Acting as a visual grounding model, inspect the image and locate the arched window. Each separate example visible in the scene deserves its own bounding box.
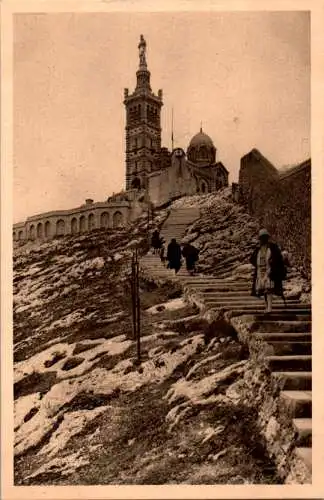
[199,146,208,159]
[113,211,123,228]
[100,212,109,228]
[56,219,65,236]
[37,222,43,239]
[18,231,23,241]
[131,177,141,189]
[29,225,35,240]
[201,180,209,193]
[88,213,95,231]
[79,215,86,233]
[71,217,78,234]
[13,231,16,241]
[44,221,51,238]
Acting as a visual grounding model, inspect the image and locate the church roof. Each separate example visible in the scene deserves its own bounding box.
[188,128,215,149]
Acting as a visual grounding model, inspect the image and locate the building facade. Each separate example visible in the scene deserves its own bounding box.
[13,35,229,243]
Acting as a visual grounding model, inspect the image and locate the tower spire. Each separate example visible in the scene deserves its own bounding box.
[135,34,151,91]
[171,107,174,150]
[124,35,163,191]
[138,34,147,69]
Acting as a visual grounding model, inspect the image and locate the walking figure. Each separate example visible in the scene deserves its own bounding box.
[159,240,166,263]
[181,242,199,275]
[167,238,182,274]
[250,229,287,313]
[151,229,162,255]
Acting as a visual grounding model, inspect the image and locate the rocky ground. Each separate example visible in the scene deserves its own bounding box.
[13,189,310,485]
[174,188,310,302]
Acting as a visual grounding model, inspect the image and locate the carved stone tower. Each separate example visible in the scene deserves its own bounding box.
[124,35,163,190]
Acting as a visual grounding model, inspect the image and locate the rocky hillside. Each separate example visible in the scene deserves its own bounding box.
[13,189,310,485]
[173,188,310,301]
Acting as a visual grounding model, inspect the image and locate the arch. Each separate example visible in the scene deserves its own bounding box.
[13,231,16,241]
[56,219,65,236]
[44,221,51,238]
[29,225,35,240]
[88,213,95,231]
[71,217,78,234]
[131,177,141,189]
[199,146,208,159]
[100,212,110,229]
[18,231,23,241]
[79,215,86,233]
[37,222,43,239]
[200,180,209,194]
[113,211,123,228]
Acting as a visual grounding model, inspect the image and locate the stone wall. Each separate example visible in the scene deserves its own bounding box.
[13,190,149,243]
[14,201,130,242]
[147,151,197,207]
[238,149,311,276]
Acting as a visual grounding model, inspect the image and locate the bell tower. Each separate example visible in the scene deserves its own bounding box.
[124,35,163,190]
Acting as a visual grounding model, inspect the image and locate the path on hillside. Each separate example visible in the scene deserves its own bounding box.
[141,203,312,483]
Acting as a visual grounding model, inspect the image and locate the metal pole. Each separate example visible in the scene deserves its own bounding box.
[135,248,141,364]
[131,254,137,341]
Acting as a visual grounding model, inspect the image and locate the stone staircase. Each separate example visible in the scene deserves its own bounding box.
[141,207,312,481]
[160,206,201,245]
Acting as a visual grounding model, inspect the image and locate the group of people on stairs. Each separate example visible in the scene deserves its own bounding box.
[151,229,200,276]
[151,227,290,313]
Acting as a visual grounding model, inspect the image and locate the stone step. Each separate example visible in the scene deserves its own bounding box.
[198,291,298,300]
[183,282,251,289]
[266,355,311,372]
[249,320,311,333]
[166,217,199,220]
[229,311,311,321]
[166,209,200,214]
[201,297,302,306]
[164,226,197,229]
[295,447,312,471]
[205,305,310,317]
[256,332,311,342]
[162,229,188,233]
[265,341,311,356]
[215,271,252,279]
[186,289,258,295]
[204,302,309,311]
[293,418,312,447]
[280,390,312,418]
[271,371,312,391]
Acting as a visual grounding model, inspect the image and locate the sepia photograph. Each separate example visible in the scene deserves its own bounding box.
[2,2,319,492]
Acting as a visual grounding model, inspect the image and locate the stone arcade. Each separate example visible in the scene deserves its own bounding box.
[13,35,229,242]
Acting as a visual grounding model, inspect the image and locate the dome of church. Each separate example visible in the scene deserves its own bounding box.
[187,128,216,165]
[188,130,214,149]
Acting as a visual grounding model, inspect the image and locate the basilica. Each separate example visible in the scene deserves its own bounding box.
[124,34,228,206]
[13,35,228,242]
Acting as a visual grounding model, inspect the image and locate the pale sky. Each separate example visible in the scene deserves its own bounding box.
[13,11,310,223]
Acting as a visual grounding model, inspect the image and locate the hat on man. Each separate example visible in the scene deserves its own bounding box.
[259,228,269,238]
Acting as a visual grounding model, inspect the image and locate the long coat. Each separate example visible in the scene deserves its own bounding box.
[250,242,286,296]
[182,243,199,270]
[167,241,182,271]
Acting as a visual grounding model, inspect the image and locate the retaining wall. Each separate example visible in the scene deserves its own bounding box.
[238,150,311,276]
